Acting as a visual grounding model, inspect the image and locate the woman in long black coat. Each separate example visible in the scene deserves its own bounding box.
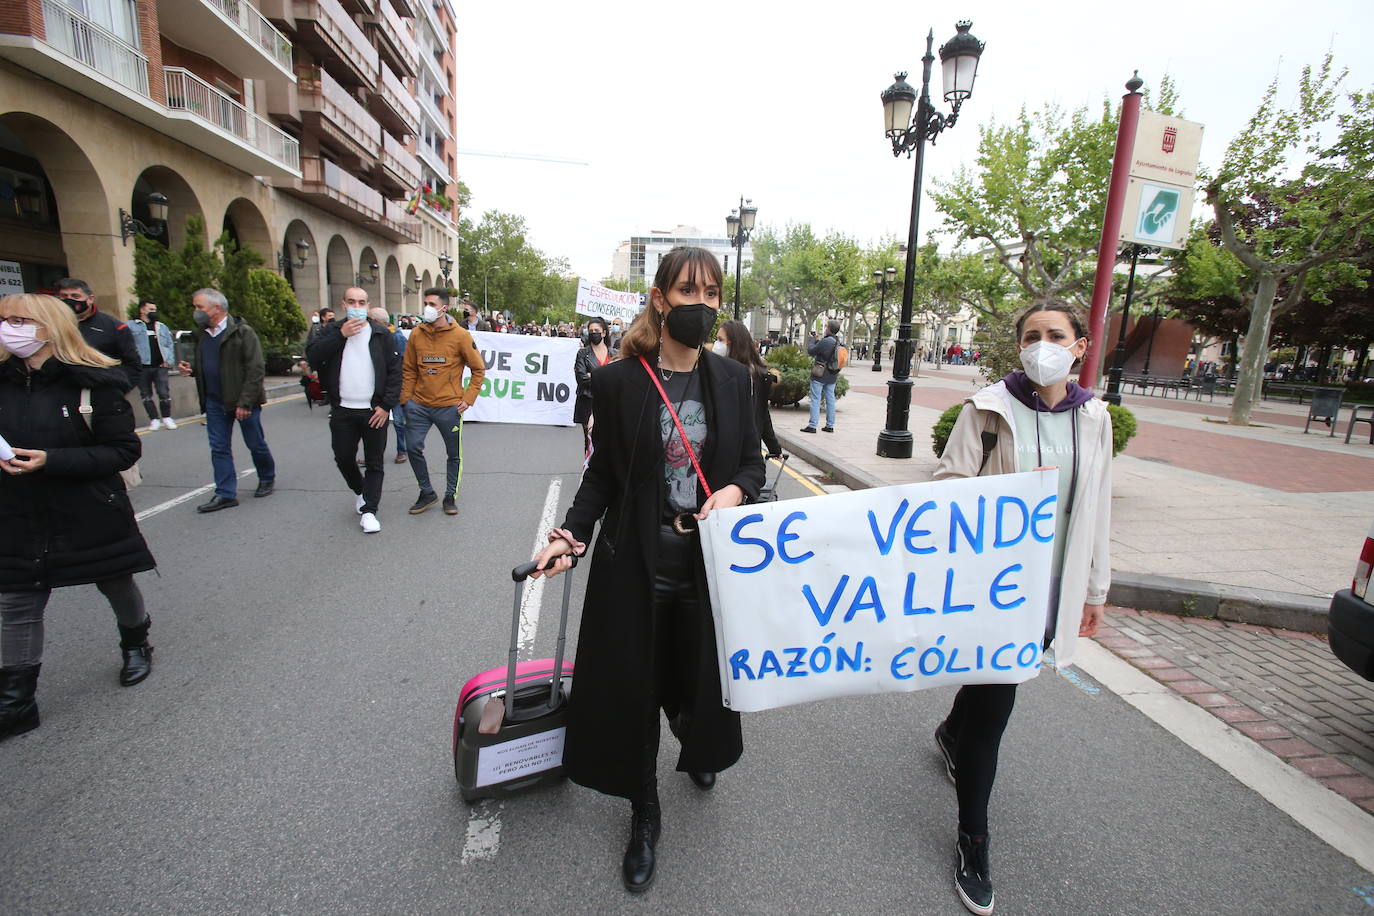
[531,247,765,894]
[0,293,157,742]
[571,315,617,460]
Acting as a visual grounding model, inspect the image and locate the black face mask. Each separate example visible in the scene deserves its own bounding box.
[588,331,603,345]
[663,303,716,350]
[145,311,157,324]
[62,296,88,316]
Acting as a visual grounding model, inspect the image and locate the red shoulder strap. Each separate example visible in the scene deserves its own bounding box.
[638,356,712,499]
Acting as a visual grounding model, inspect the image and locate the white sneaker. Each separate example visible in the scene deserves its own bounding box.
[162,417,177,430]
[355,493,366,514]
[360,512,381,533]
[148,418,162,430]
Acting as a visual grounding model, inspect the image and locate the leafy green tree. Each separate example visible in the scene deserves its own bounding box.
[129,213,303,344]
[459,209,575,324]
[931,101,1118,310]
[1204,56,1374,423]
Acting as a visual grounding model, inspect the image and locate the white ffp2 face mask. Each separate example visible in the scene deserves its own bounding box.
[422,305,440,323]
[711,341,729,356]
[1019,340,1078,386]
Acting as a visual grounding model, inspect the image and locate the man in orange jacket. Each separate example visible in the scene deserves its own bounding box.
[400,288,486,515]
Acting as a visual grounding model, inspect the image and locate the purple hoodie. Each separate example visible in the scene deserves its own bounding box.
[1001,370,1095,413]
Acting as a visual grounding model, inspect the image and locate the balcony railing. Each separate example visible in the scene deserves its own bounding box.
[372,0,418,75]
[301,67,382,155]
[206,0,293,73]
[377,62,420,132]
[382,132,421,189]
[294,0,378,83]
[301,156,383,220]
[40,0,149,97]
[164,67,300,172]
[417,90,451,138]
[417,140,449,182]
[382,198,420,242]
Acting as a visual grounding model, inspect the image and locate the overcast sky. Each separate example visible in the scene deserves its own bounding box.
[453,0,1374,283]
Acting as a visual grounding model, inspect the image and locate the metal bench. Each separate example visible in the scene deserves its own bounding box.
[1346,405,1374,445]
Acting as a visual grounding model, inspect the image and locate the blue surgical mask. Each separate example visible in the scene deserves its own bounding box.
[346,307,368,321]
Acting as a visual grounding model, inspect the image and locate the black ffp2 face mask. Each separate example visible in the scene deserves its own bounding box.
[663,303,716,350]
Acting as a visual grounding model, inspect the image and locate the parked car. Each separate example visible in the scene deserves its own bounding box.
[1329,520,1374,680]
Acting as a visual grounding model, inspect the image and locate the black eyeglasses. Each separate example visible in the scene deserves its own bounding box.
[3,316,43,328]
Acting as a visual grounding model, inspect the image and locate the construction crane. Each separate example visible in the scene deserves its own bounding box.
[456,148,589,166]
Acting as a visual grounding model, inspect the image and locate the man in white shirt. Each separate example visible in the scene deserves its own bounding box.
[305,288,402,533]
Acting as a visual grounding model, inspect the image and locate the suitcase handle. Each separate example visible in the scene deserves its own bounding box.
[504,557,578,722]
[511,556,579,582]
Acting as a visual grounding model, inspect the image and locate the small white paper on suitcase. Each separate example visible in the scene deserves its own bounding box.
[475,727,566,788]
[699,471,1058,713]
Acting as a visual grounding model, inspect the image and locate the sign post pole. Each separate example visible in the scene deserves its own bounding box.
[1080,72,1145,390]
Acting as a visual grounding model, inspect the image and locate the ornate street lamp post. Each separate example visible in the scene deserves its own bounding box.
[438,253,454,284]
[725,197,758,320]
[119,191,169,246]
[876,20,984,458]
[872,266,896,372]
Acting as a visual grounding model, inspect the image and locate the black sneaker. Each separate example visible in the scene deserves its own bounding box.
[408,492,438,514]
[442,497,458,516]
[799,426,817,433]
[935,722,957,785]
[955,831,994,915]
[822,426,834,433]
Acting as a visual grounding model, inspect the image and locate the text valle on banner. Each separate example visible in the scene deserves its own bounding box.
[698,471,1059,713]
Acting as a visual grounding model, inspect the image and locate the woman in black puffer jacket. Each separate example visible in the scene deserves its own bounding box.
[0,293,157,742]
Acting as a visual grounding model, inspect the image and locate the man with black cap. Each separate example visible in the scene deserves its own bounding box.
[56,278,141,387]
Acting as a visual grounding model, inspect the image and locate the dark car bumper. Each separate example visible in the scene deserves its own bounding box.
[1329,589,1374,681]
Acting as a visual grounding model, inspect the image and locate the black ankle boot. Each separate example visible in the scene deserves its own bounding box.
[117,617,153,687]
[0,664,41,741]
[621,801,661,893]
[688,770,716,790]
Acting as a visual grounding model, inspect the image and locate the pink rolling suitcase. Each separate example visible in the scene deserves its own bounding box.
[452,558,577,802]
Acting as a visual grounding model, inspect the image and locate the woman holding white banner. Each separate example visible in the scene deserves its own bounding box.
[529,246,765,894]
[931,300,1112,915]
[572,316,617,461]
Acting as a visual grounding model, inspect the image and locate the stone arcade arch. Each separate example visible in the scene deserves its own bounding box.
[282,219,321,316]
[384,256,402,314]
[358,245,381,307]
[0,113,116,302]
[130,165,204,251]
[223,198,273,262]
[325,234,352,310]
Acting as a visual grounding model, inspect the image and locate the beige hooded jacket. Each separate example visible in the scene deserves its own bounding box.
[933,380,1113,667]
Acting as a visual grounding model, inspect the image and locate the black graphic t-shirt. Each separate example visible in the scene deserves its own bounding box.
[659,369,707,515]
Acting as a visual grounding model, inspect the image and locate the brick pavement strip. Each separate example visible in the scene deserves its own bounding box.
[1094,604,1374,806]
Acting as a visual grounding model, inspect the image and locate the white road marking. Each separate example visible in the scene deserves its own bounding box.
[517,478,562,654]
[461,475,563,865]
[1076,638,1374,874]
[134,469,256,523]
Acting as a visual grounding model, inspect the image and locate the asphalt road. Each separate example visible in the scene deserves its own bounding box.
[1,393,1370,914]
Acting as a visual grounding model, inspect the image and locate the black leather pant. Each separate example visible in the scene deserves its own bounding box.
[634,524,705,805]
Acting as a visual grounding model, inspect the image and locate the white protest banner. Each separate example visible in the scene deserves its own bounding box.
[698,470,1058,713]
[460,331,579,426]
[575,279,645,324]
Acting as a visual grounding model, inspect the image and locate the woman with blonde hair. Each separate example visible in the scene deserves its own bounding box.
[0,293,157,742]
[529,247,765,894]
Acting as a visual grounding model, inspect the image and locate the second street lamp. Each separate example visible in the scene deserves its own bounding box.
[725,196,757,320]
[876,20,984,459]
[872,266,896,372]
